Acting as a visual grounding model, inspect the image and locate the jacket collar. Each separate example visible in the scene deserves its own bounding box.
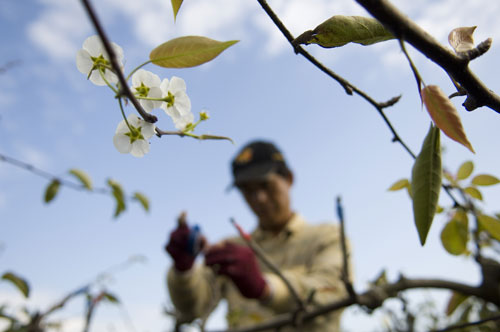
[251,213,305,242]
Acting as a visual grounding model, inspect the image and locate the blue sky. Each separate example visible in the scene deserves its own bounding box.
[2,0,500,331]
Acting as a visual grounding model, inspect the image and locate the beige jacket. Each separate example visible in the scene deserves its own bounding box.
[167,214,350,331]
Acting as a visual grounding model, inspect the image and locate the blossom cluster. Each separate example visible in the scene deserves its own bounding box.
[76,35,195,157]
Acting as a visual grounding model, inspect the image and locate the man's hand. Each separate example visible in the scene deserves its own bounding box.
[205,242,267,299]
[165,212,202,272]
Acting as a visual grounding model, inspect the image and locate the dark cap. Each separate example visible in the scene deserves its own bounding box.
[231,140,290,186]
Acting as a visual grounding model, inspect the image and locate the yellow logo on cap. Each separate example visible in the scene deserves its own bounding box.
[235,148,253,164]
[272,152,284,161]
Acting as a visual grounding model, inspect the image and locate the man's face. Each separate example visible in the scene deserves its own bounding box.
[237,172,293,232]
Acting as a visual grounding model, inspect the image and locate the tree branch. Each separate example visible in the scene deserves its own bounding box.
[255,0,462,209]
[80,0,157,124]
[336,197,356,299]
[355,0,500,113]
[230,218,306,311]
[207,276,492,332]
[433,314,500,332]
[0,152,139,201]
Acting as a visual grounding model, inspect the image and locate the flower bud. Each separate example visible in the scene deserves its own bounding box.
[200,111,210,121]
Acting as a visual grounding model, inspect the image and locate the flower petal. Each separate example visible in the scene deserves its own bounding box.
[83,35,105,57]
[173,92,191,114]
[102,70,118,85]
[132,69,147,87]
[169,76,187,92]
[149,86,163,109]
[88,69,108,86]
[111,41,124,63]
[76,49,93,75]
[130,139,150,157]
[160,78,170,93]
[113,133,132,154]
[165,105,181,120]
[141,122,156,139]
[115,118,129,134]
[139,99,155,113]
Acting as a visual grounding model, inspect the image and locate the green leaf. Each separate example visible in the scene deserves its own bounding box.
[453,209,469,225]
[456,161,474,180]
[2,272,30,298]
[171,0,183,21]
[44,179,61,203]
[133,192,150,212]
[68,169,93,190]
[421,85,475,153]
[440,219,468,255]
[370,269,388,287]
[294,15,394,48]
[150,36,239,68]
[411,125,442,245]
[477,214,500,242]
[464,186,483,201]
[446,292,468,316]
[471,174,500,186]
[387,178,409,191]
[102,292,120,304]
[198,134,234,143]
[107,179,126,218]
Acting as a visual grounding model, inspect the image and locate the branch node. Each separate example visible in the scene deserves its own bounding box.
[379,95,402,108]
[463,95,483,112]
[458,38,493,61]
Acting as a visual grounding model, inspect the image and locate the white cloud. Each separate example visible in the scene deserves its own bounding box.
[27,0,89,60]
[414,0,500,44]
[26,0,500,63]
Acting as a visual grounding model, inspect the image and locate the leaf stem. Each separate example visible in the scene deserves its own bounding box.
[126,59,153,81]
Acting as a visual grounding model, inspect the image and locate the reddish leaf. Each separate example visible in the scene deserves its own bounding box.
[422,85,474,153]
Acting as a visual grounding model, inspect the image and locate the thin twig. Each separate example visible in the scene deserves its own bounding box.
[207,276,490,332]
[0,60,21,75]
[79,0,157,124]
[0,152,139,201]
[255,0,462,208]
[355,0,500,113]
[229,218,306,311]
[432,314,500,332]
[399,39,423,100]
[336,197,356,299]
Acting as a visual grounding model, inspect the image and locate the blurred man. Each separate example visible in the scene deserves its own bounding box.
[165,140,350,331]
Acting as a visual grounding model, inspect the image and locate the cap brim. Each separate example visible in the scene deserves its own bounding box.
[232,162,277,187]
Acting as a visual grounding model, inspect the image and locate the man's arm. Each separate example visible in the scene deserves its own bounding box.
[167,264,221,323]
[165,213,221,323]
[262,224,350,314]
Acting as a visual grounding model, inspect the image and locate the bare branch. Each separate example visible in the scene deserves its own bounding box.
[432,314,500,332]
[207,276,491,332]
[336,197,356,299]
[255,0,463,208]
[0,60,21,75]
[229,218,306,311]
[0,152,138,201]
[355,0,500,113]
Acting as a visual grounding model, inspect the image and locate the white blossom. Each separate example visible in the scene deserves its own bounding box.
[76,35,124,86]
[160,76,194,130]
[131,69,163,113]
[113,114,155,157]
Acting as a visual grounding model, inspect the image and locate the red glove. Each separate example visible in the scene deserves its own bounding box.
[205,242,267,299]
[165,223,195,271]
[165,213,203,272]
